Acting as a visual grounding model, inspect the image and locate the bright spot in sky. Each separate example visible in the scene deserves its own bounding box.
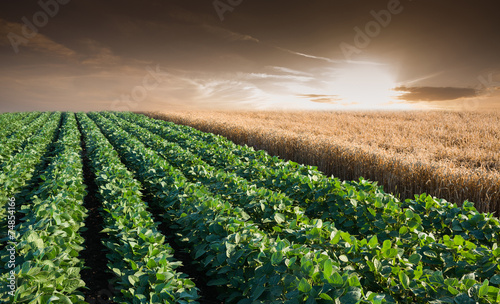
[330,66,399,106]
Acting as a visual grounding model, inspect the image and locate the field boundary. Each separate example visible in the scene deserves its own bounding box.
[142,111,500,215]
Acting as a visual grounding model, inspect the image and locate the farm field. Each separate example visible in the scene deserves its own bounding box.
[0,111,499,303]
[144,110,500,215]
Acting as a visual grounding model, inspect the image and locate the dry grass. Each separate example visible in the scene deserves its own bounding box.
[143,110,500,215]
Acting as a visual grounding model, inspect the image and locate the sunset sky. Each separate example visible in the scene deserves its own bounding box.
[1,0,499,112]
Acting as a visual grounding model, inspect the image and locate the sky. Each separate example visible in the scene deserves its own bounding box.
[0,0,499,112]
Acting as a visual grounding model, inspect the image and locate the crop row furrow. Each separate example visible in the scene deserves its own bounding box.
[104,112,299,229]
[77,113,199,304]
[91,112,385,303]
[0,112,50,167]
[123,112,500,250]
[123,113,500,294]
[0,112,62,242]
[92,112,500,303]
[113,113,500,282]
[0,112,38,139]
[0,113,87,303]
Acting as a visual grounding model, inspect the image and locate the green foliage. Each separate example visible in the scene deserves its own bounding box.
[111,111,500,303]
[1,111,499,303]
[78,113,199,303]
[0,112,61,243]
[0,112,86,303]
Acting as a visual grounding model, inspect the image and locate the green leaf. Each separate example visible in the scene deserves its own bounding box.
[274,213,285,224]
[195,247,206,259]
[324,259,333,278]
[490,274,500,285]
[47,296,61,304]
[298,278,312,293]
[399,272,410,289]
[368,235,378,248]
[453,293,473,304]
[348,276,361,287]
[146,259,157,269]
[130,260,138,271]
[479,280,489,297]
[423,250,437,258]
[408,253,421,265]
[339,289,362,304]
[454,235,465,246]
[271,251,283,265]
[448,286,460,296]
[252,285,266,300]
[367,293,386,304]
[331,272,344,287]
[330,231,341,244]
[382,239,391,251]
[55,294,72,304]
[301,258,315,276]
[338,255,349,263]
[373,259,382,272]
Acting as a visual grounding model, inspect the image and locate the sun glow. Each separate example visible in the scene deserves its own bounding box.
[330,66,399,107]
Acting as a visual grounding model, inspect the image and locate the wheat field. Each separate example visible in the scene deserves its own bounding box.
[143,110,500,215]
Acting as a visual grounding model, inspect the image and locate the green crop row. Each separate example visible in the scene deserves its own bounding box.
[0,113,87,303]
[0,112,38,140]
[0,112,62,242]
[90,112,383,303]
[1,111,498,303]
[106,111,500,303]
[121,114,499,290]
[77,113,199,303]
[93,112,486,303]
[0,112,49,167]
[122,112,500,250]
[117,111,500,274]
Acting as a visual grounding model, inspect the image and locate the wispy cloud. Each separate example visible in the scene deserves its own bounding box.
[275,47,341,64]
[165,9,379,67]
[270,66,313,76]
[78,38,122,66]
[274,46,384,66]
[242,72,312,82]
[403,71,446,85]
[0,18,130,68]
[202,24,260,43]
[395,86,478,101]
[297,94,341,104]
[0,18,78,59]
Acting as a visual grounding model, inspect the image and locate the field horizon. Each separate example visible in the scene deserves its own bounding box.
[145,109,500,215]
[1,111,500,303]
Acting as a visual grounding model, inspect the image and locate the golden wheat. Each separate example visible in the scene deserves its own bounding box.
[142,110,500,215]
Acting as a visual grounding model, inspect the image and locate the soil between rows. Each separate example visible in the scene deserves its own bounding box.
[78,117,118,304]
[0,114,62,250]
[146,196,224,304]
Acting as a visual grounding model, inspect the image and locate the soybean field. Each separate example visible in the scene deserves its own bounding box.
[0,111,499,303]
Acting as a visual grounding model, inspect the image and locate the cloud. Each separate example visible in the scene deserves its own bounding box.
[201,24,260,43]
[242,72,312,82]
[0,18,78,59]
[403,71,446,85]
[275,47,341,64]
[273,46,385,66]
[0,19,124,68]
[297,94,341,104]
[270,66,313,76]
[78,38,122,66]
[0,18,148,71]
[395,86,478,101]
